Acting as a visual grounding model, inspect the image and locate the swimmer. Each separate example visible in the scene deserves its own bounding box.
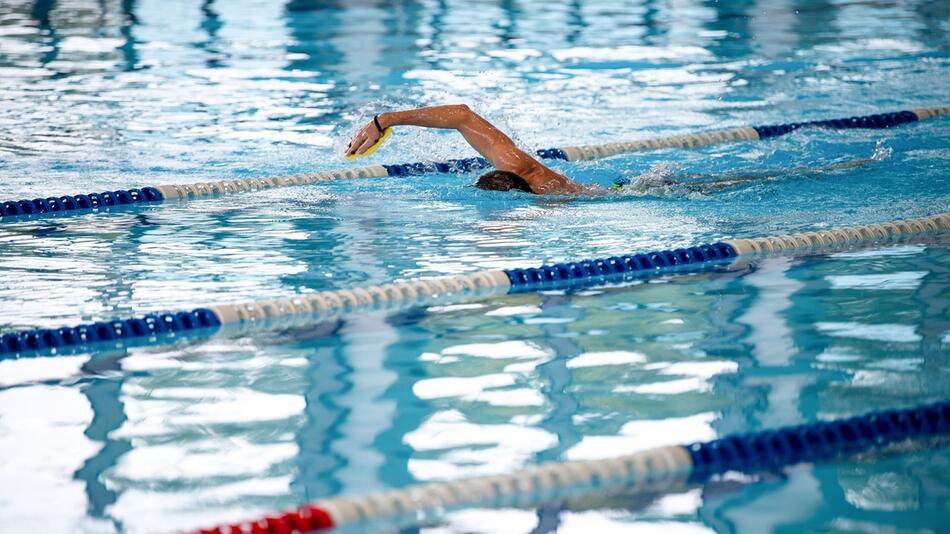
[344,104,877,195]
[345,104,585,194]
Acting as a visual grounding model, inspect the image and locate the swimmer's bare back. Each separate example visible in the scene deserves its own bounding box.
[345,104,586,195]
[675,157,878,193]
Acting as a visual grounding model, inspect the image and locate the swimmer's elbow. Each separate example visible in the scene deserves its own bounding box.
[449,103,479,129]
[451,104,474,121]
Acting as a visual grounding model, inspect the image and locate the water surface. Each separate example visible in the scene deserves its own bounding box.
[0,1,948,532]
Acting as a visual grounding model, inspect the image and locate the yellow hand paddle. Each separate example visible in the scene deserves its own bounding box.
[345,127,392,161]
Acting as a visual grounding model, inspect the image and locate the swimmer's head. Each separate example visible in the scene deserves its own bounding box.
[474,170,533,193]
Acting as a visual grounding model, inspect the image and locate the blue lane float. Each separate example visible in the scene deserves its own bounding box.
[752,110,920,139]
[0,308,221,356]
[1,106,946,224]
[0,187,164,219]
[503,242,737,292]
[687,400,950,482]
[383,156,491,177]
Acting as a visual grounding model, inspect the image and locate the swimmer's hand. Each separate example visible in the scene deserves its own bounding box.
[345,115,389,158]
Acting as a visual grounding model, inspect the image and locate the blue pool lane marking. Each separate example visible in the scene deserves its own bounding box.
[382,149,568,177]
[503,242,737,292]
[0,308,221,357]
[383,156,492,176]
[751,110,920,139]
[0,186,164,219]
[687,400,949,482]
[1,106,946,224]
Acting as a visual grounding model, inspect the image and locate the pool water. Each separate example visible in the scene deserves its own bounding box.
[1,0,949,532]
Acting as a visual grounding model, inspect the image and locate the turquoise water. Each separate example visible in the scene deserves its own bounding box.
[1,0,949,532]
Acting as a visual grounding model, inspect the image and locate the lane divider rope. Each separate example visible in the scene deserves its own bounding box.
[1,212,946,359]
[1,105,947,222]
[181,401,950,534]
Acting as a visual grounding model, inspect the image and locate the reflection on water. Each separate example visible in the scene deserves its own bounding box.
[0,0,949,533]
[8,243,946,533]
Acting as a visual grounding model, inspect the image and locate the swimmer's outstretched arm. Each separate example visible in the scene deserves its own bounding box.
[345,104,585,194]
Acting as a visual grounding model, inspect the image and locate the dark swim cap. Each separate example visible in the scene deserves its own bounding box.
[474,170,533,193]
